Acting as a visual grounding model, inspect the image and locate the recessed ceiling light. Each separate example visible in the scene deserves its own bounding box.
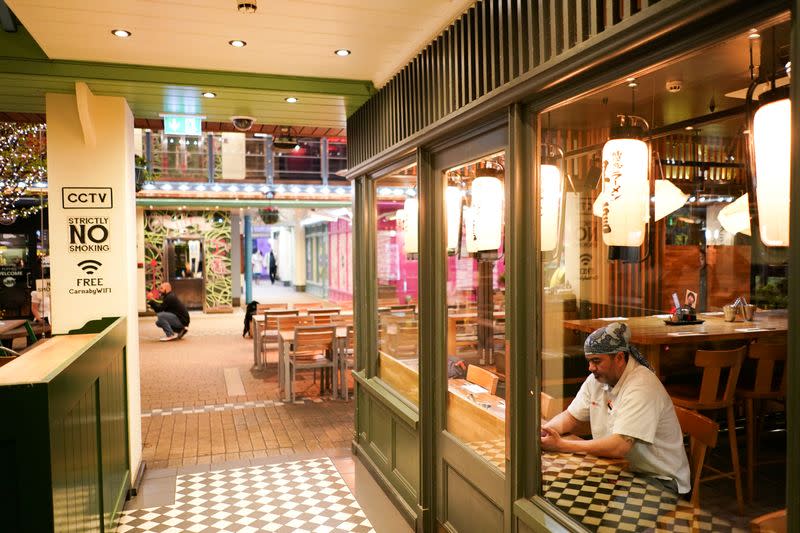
[748,28,760,39]
[285,97,298,103]
[335,49,351,57]
[112,29,131,38]
[202,91,217,98]
[229,39,247,48]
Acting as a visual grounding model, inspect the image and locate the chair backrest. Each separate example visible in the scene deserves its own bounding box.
[540,392,562,421]
[748,339,788,395]
[276,314,312,331]
[265,309,300,329]
[346,325,355,350]
[312,314,333,324]
[675,405,718,508]
[390,303,416,312]
[695,345,747,406]
[291,303,323,311]
[465,365,499,395]
[749,509,787,533]
[308,307,342,316]
[257,303,288,312]
[330,314,354,326]
[293,326,335,355]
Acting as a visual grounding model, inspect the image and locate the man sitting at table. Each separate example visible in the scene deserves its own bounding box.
[540,322,690,495]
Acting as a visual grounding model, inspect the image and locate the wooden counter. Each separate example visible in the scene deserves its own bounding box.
[0,317,129,533]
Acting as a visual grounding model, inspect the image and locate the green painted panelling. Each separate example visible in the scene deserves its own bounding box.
[0,25,47,59]
[393,420,420,490]
[445,464,504,533]
[369,401,392,464]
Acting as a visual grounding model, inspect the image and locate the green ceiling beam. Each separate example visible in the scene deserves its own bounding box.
[136,198,352,209]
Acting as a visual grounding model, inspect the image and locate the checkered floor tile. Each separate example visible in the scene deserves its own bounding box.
[141,398,326,418]
[117,457,374,533]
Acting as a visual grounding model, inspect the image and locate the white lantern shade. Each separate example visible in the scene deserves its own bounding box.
[540,164,561,252]
[598,138,649,246]
[446,186,462,252]
[469,176,504,252]
[754,97,790,246]
[401,198,418,255]
[718,193,752,237]
[463,206,478,253]
[654,179,688,221]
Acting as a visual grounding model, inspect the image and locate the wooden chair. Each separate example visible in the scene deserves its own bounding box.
[257,303,288,312]
[738,339,787,500]
[291,303,323,311]
[749,509,787,533]
[308,307,342,316]
[450,315,479,360]
[312,314,333,324]
[276,314,313,332]
[388,324,418,358]
[329,314,354,326]
[465,365,499,395]
[287,325,336,401]
[390,303,416,312]
[340,325,355,400]
[674,405,719,508]
[667,345,746,513]
[261,310,301,366]
[540,392,563,421]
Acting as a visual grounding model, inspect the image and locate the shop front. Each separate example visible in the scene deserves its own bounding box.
[347,1,797,532]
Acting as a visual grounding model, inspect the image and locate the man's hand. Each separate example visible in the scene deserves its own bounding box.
[540,426,564,452]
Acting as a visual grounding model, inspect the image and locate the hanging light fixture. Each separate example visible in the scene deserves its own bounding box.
[467,163,504,257]
[653,179,688,221]
[445,184,463,253]
[540,145,566,253]
[595,115,650,247]
[400,197,418,256]
[752,86,790,246]
[718,193,752,236]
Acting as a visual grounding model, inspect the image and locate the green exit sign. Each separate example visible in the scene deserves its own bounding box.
[162,115,203,136]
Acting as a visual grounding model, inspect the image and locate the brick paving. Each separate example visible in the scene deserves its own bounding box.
[139,310,355,470]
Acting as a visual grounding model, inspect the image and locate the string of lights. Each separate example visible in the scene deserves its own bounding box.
[0,122,47,223]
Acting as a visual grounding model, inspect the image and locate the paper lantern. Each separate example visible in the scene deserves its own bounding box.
[654,179,688,221]
[469,176,504,252]
[540,164,562,252]
[400,198,418,255]
[718,193,752,237]
[446,186,463,252]
[597,136,650,246]
[463,206,478,253]
[753,93,790,246]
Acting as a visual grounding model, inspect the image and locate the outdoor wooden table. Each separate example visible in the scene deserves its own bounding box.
[562,310,788,376]
[0,319,27,337]
[278,326,348,401]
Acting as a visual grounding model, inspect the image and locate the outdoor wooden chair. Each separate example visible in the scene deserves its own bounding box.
[287,325,336,401]
[750,509,786,533]
[308,307,342,316]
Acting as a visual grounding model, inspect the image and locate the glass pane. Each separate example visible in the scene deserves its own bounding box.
[375,163,419,405]
[275,138,322,181]
[152,133,208,179]
[444,152,507,473]
[537,22,787,529]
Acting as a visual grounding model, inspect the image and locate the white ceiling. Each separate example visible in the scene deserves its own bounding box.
[7,0,475,86]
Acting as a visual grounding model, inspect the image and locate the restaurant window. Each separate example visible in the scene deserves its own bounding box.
[151,132,209,179]
[536,22,788,529]
[374,163,419,405]
[275,138,322,182]
[444,152,507,472]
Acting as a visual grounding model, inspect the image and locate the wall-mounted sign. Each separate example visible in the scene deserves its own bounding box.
[162,115,203,136]
[62,187,113,209]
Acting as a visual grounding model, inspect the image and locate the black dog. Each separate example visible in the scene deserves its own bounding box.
[243,300,259,337]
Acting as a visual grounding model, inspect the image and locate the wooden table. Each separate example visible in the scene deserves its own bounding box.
[0,319,26,336]
[278,326,349,401]
[446,311,505,361]
[563,310,788,375]
[252,311,353,368]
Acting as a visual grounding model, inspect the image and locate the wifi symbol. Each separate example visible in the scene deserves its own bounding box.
[78,259,102,275]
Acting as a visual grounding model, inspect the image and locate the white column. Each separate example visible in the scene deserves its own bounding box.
[294,223,306,291]
[45,85,142,481]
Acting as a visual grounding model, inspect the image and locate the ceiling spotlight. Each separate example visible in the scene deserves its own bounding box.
[748,28,760,40]
[229,39,247,48]
[335,49,351,57]
[285,97,298,103]
[202,91,216,98]
[237,1,257,13]
[112,29,131,38]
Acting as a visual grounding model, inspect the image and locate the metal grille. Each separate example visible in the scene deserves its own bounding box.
[347,0,664,168]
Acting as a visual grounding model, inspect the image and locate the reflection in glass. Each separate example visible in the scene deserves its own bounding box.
[444,153,507,473]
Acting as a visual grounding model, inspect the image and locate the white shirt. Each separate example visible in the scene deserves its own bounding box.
[31,289,51,321]
[567,358,691,493]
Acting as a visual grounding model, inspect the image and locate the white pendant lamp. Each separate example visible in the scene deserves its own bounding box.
[597,116,650,247]
[469,175,504,253]
[753,89,790,246]
[401,197,418,255]
[718,193,752,237]
[540,163,562,252]
[654,179,688,221]
[446,186,463,252]
[463,206,478,253]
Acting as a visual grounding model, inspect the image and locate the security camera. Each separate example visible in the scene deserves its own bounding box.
[230,116,256,131]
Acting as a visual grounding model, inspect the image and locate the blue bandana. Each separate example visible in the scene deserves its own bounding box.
[584,322,653,372]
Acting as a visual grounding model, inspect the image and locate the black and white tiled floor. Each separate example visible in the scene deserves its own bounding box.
[117,457,374,533]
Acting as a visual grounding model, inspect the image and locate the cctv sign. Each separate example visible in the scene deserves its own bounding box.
[62,187,113,209]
